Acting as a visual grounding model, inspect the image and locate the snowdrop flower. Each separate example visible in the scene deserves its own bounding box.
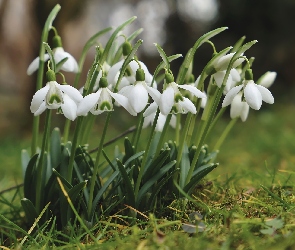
[27,35,78,75]
[230,93,249,122]
[30,71,83,120]
[222,79,274,110]
[143,102,177,131]
[77,77,137,116]
[213,52,244,72]
[257,71,277,88]
[158,74,206,116]
[118,68,161,114]
[107,60,155,91]
[213,68,241,93]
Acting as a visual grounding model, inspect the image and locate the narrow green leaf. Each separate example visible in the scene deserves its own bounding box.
[50,127,62,169]
[43,42,56,72]
[124,151,145,168]
[184,163,218,193]
[177,27,228,84]
[137,160,176,206]
[143,149,170,181]
[55,57,68,72]
[179,144,190,188]
[147,169,177,210]
[21,149,30,177]
[154,43,170,70]
[91,170,120,219]
[60,181,87,227]
[152,54,182,86]
[232,36,246,53]
[23,154,39,201]
[21,198,39,226]
[52,168,72,189]
[101,16,137,64]
[117,159,135,207]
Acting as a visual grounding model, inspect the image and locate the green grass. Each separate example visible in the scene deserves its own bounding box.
[0,103,295,249]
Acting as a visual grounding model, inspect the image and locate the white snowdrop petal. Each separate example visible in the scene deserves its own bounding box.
[61,94,77,121]
[77,91,101,116]
[143,102,158,117]
[181,97,197,114]
[258,71,277,88]
[30,85,50,113]
[146,86,161,104]
[107,60,124,86]
[108,90,137,116]
[34,102,47,116]
[230,68,241,82]
[244,82,262,110]
[177,84,206,98]
[240,103,249,122]
[213,71,226,88]
[256,85,274,104]
[160,86,175,115]
[230,94,243,119]
[27,54,50,75]
[222,85,243,107]
[58,84,83,103]
[129,83,149,113]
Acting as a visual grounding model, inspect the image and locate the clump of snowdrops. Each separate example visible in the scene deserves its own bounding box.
[21,4,276,230]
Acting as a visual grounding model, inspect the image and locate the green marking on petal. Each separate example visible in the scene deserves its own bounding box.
[48,94,62,104]
[174,93,184,102]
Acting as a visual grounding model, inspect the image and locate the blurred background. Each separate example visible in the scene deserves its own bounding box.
[1,0,295,136]
[0,0,295,184]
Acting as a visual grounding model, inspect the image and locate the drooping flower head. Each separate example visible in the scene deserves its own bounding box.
[77,77,136,116]
[27,34,79,75]
[118,68,161,114]
[222,69,274,111]
[158,73,206,116]
[30,70,83,120]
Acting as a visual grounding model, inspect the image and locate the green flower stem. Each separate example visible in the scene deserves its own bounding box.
[80,114,96,145]
[175,113,193,170]
[62,119,71,143]
[132,111,144,152]
[31,5,61,156]
[87,112,112,218]
[135,108,160,199]
[213,118,238,151]
[35,109,52,213]
[175,114,181,145]
[66,116,83,182]
[187,98,202,145]
[155,113,172,157]
[206,107,227,137]
[185,86,224,185]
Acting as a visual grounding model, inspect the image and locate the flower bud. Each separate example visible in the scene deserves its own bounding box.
[245,69,253,80]
[99,77,108,88]
[257,71,277,88]
[165,73,174,84]
[46,69,56,82]
[122,41,132,56]
[136,68,145,81]
[52,35,63,49]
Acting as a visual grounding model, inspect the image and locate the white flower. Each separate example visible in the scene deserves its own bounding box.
[257,71,277,88]
[213,52,244,72]
[194,76,207,108]
[213,68,241,93]
[27,47,79,75]
[158,82,206,115]
[77,86,137,116]
[119,80,161,114]
[230,93,249,122]
[143,102,177,131]
[222,80,274,110]
[30,81,83,120]
[107,60,155,90]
